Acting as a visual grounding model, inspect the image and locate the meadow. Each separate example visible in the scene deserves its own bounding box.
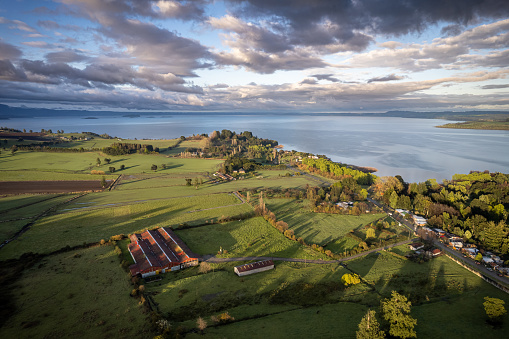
[175,217,327,259]
[0,245,149,338]
[265,198,386,251]
[0,193,252,260]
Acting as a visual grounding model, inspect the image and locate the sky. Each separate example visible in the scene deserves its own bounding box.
[0,0,509,113]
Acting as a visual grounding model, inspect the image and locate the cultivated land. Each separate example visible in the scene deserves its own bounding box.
[1,132,509,338]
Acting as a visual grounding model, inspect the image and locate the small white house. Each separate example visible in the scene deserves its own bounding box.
[234,260,274,277]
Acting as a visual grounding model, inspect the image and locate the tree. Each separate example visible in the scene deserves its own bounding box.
[198,262,211,274]
[484,297,507,323]
[342,273,361,286]
[381,291,417,338]
[161,164,166,169]
[109,167,115,173]
[389,191,399,209]
[356,310,386,339]
[120,164,125,170]
[186,178,192,186]
[151,164,157,171]
[101,176,107,188]
[196,317,207,334]
[96,157,101,166]
[104,158,111,164]
[366,228,376,239]
[475,252,483,262]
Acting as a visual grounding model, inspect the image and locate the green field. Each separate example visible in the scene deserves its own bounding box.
[0,245,149,338]
[0,194,76,243]
[175,217,327,259]
[0,193,252,260]
[265,198,385,251]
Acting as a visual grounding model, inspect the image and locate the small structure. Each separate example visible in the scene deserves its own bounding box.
[431,248,442,257]
[450,241,463,249]
[409,242,424,251]
[413,215,427,226]
[234,260,274,277]
[128,227,199,278]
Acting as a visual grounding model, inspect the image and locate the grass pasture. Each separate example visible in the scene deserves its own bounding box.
[0,193,251,260]
[0,245,149,338]
[266,198,385,251]
[175,217,327,259]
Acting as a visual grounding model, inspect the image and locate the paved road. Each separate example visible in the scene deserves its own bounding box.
[202,238,415,265]
[368,197,509,289]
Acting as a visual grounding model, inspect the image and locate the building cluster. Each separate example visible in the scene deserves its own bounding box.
[394,209,428,227]
[214,172,235,181]
[128,227,199,278]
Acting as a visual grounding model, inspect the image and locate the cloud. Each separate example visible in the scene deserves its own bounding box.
[226,0,509,37]
[368,74,406,83]
[152,0,207,20]
[37,20,81,31]
[481,84,509,89]
[311,74,340,82]
[0,41,23,59]
[0,17,38,33]
[300,78,317,85]
[45,50,89,63]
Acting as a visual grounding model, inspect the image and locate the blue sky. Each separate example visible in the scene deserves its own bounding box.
[0,0,508,112]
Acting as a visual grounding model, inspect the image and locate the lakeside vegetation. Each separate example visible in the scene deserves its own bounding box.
[1,127,508,338]
[436,113,509,130]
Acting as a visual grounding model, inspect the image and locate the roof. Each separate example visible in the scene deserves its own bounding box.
[235,260,274,273]
[128,227,200,276]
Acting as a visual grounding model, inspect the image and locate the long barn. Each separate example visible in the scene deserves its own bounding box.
[128,227,199,278]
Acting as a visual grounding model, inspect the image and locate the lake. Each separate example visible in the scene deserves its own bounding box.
[3,114,508,183]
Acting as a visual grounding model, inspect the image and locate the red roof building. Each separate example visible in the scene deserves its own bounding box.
[128,227,199,278]
[234,260,274,276]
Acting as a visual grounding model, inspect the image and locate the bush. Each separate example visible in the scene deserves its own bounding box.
[91,170,105,175]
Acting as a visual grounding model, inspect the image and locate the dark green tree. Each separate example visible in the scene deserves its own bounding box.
[356,310,386,339]
[101,176,107,188]
[186,178,192,186]
[151,164,157,171]
[109,167,115,173]
[381,291,417,339]
[96,157,101,166]
[104,158,111,164]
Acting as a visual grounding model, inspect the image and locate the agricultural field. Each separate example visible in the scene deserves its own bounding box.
[0,245,150,338]
[0,193,252,260]
[265,198,386,252]
[0,194,74,243]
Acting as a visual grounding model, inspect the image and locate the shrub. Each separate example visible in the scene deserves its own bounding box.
[91,170,105,175]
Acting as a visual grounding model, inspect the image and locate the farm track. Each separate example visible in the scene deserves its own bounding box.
[203,238,415,265]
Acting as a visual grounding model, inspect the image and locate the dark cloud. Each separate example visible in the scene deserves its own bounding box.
[0,41,23,59]
[0,59,27,81]
[37,20,81,31]
[45,50,89,63]
[227,0,509,36]
[311,74,340,82]
[441,24,463,37]
[300,78,317,85]
[368,74,406,83]
[481,84,509,89]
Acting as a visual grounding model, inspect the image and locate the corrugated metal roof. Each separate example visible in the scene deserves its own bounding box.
[234,260,274,273]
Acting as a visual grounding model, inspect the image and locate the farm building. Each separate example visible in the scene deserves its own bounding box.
[234,260,274,277]
[128,227,199,278]
[409,242,425,251]
[413,215,427,226]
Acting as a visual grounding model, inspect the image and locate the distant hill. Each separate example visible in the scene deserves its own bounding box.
[1,104,508,120]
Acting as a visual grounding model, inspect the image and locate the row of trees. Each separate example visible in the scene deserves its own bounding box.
[300,157,376,185]
[103,142,159,155]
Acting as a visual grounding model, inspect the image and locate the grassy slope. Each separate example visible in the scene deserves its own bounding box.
[175,217,327,259]
[266,198,385,251]
[0,245,149,338]
[0,193,252,260]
